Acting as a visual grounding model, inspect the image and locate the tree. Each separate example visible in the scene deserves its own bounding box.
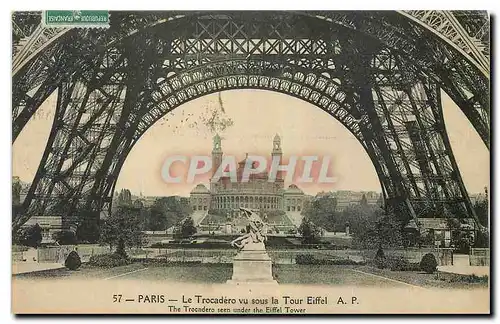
[133,199,144,209]
[336,204,380,237]
[375,212,403,249]
[298,217,321,244]
[350,208,403,249]
[12,204,23,226]
[177,217,197,238]
[146,196,193,231]
[360,194,368,206]
[116,189,132,207]
[376,194,384,208]
[454,231,473,254]
[12,178,22,206]
[147,203,166,231]
[417,230,435,248]
[100,206,144,256]
[12,178,23,225]
[301,195,337,231]
[375,248,386,269]
[19,224,43,248]
[76,210,100,243]
[474,230,489,248]
[474,197,489,228]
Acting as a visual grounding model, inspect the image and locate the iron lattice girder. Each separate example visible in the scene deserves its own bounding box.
[12,11,490,148]
[12,29,110,141]
[11,11,487,230]
[142,59,361,140]
[366,50,478,224]
[15,47,129,231]
[84,47,476,226]
[400,11,489,75]
[81,57,371,220]
[296,11,489,147]
[12,10,490,72]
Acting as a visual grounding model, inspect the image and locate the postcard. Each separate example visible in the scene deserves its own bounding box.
[12,10,490,314]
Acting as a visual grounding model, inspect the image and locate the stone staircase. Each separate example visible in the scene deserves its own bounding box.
[285,211,303,228]
[191,210,208,226]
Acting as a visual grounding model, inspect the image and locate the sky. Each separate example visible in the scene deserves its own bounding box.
[12,89,489,197]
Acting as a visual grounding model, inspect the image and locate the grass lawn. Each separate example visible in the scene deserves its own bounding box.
[13,263,146,281]
[357,266,489,289]
[14,262,405,287]
[13,261,489,289]
[273,264,402,286]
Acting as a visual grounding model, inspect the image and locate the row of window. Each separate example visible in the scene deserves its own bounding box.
[193,204,303,212]
[212,202,280,210]
[191,196,304,209]
[212,195,281,204]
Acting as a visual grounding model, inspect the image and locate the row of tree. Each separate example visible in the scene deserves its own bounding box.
[97,205,197,253]
[13,188,196,250]
[112,190,194,232]
[298,202,403,249]
[15,204,198,252]
[299,192,489,250]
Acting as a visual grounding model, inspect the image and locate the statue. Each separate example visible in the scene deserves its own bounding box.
[230,208,267,250]
[227,207,277,285]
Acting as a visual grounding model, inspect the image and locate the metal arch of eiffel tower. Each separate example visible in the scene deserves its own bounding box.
[12,11,490,233]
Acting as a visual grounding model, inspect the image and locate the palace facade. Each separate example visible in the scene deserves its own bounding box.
[189,134,306,214]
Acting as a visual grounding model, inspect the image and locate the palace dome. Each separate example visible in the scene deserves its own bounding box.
[285,184,304,194]
[190,183,210,194]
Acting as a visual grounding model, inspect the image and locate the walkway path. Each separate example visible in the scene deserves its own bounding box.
[12,262,64,275]
[437,254,489,276]
[438,265,489,276]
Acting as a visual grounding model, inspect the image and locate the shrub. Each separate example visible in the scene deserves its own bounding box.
[18,224,43,248]
[88,253,131,268]
[65,251,82,270]
[387,256,409,271]
[272,262,279,280]
[420,253,438,273]
[328,258,364,266]
[52,231,77,245]
[140,258,202,266]
[374,248,386,269]
[386,257,421,271]
[150,242,231,249]
[295,254,364,265]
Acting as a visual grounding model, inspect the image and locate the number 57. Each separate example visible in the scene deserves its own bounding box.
[113,294,122,303]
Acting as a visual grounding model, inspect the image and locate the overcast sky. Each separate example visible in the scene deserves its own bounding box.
[13,89,489,197]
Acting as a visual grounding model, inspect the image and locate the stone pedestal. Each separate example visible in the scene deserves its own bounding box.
[227,242,278,285]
